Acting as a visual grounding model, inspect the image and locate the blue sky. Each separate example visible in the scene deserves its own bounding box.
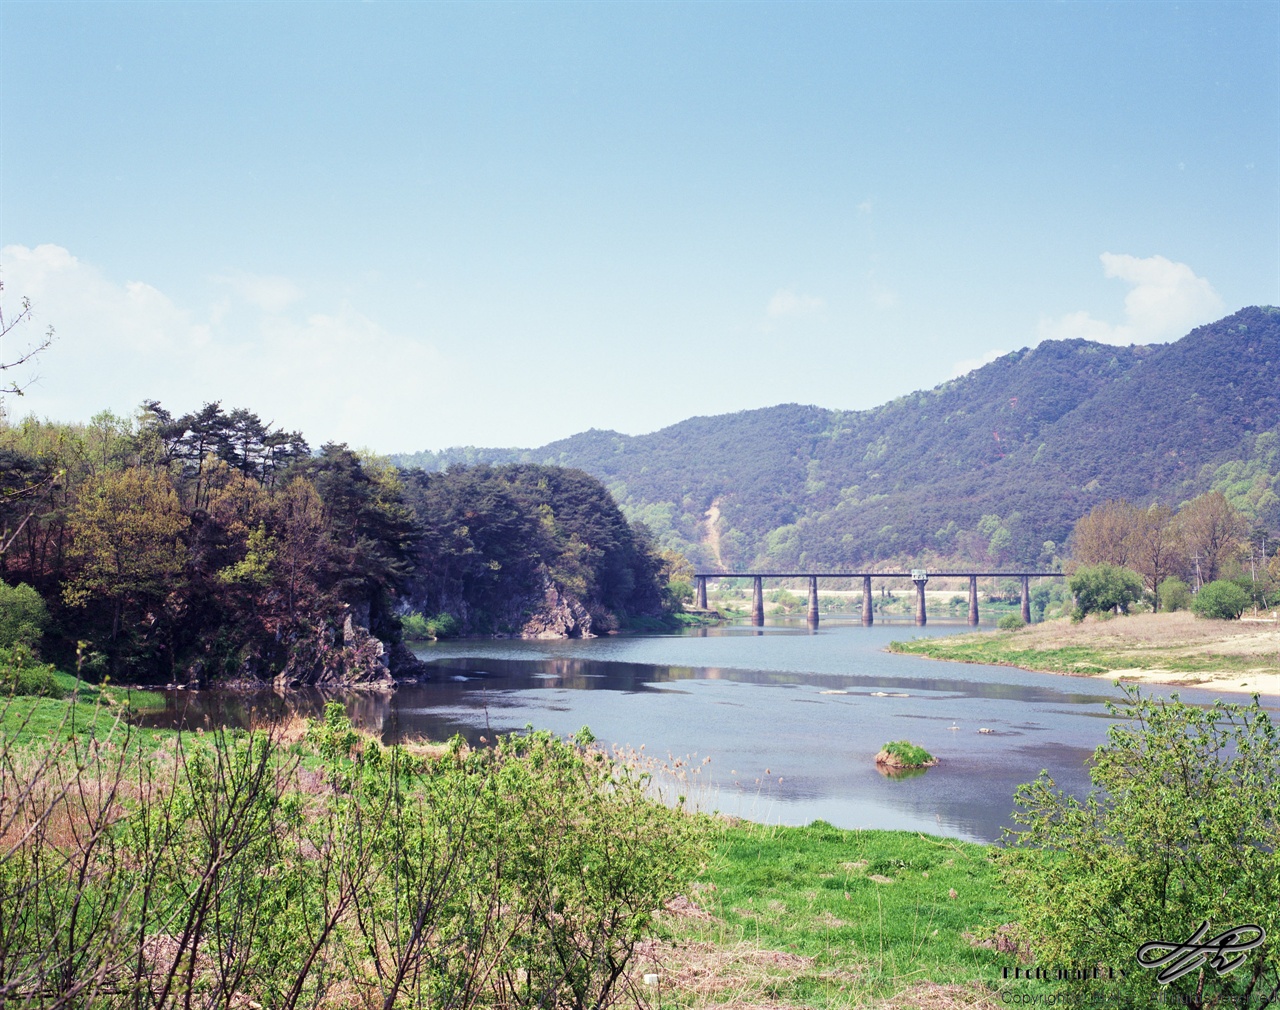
[1,1,1276,451]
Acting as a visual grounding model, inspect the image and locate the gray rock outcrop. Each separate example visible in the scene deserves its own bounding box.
[520,575,595,639]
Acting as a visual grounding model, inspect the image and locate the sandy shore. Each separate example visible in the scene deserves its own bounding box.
[1017,611,1280,696]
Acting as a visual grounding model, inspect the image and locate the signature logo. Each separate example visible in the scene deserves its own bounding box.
[1135,922,1266,984]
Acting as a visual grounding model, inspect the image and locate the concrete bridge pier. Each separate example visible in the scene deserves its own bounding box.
[968,575,979,625]
[861,575,873,625]
[695,575,708,610]
[807,576,819,626]
[752,576,764,626]
[913,575,928,626]
[1021,575,1031,624]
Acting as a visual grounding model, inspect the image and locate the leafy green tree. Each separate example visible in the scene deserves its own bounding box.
[1191,579,1250,620]
[1068,563,1144,619]
[1157,576,1193,612]
[665,579,694,607]
[302,444,417,604]
[1062,499,1138,568]
[1030,580,1071,622]
[1070,501,1183,610]
[1002,688,1280,1009]
[272,476,331,623]
[141,399,311,496]
[401,463,664,634]
[0,445,63,582]
[0,581,47,649]
[63,468,189,643]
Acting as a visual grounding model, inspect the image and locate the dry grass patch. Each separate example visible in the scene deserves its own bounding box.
[1015,611,1269,651]
[875,981,1002,1009]
[662,893,719,922]
[399,738,452,760]
[630,938,821,1006]
[892,610,1280,691]
[251,711,311,744]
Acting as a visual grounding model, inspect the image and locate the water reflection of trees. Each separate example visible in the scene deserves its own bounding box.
[138,686,393,737]
[138,650,1122,752]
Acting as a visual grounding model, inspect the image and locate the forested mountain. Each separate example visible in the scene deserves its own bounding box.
[395,306,1280,571]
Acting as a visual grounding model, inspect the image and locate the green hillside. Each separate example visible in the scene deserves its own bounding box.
[394,307,1280,570]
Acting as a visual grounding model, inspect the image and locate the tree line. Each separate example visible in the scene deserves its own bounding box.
[1067,490,1277,615]
[0,403,670,685]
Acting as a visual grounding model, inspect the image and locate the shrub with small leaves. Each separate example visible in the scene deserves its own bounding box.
[1157,576,1193,612]
[0,646,62,698]
[0,581,48,650]
[1191,579,1250,620]
[1002,686,1280,1009]
[1068,563,1144,620]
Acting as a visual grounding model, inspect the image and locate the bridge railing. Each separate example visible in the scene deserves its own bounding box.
[689,571,1065,627]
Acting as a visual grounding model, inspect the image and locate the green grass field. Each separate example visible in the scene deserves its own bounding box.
[647,820,1018,1008]
[1,671,167,746]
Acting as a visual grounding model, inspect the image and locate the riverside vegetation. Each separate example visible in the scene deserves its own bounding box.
[3,301,1278,1007]
[5,676,1276,1008]
[892,489,1279,683]
[0,404,684,688]
[0,692,707,1009]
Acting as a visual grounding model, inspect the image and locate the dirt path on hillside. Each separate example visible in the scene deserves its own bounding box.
[704,500,724,568]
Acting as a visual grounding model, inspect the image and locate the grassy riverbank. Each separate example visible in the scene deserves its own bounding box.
[889,610,1280,695]
[1,682,1027,1008]
[650,821,1016,1009]
[23,681,1273,1008]
[1,670,167,744]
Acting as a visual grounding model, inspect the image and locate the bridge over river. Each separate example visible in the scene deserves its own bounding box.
[693,570,1065,626]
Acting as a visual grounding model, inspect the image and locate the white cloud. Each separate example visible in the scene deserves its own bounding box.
[949,348,1008,380]
[212,271,303,314]
[1038,252,1223,346]
[0,243,456,449]
[766,287,826,319]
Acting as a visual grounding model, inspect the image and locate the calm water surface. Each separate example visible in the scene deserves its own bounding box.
[143,618,1275,843]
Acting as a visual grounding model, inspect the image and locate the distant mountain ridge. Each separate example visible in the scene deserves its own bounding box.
[394,306,1280,569]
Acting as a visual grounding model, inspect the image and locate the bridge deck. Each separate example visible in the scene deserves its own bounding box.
[693,572,1064,578]
[691,571,1064,627]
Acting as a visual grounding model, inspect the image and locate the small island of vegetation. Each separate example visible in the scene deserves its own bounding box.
[874,739,939,770]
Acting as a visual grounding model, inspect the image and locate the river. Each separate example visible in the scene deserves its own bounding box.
[142,616,1268,843]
